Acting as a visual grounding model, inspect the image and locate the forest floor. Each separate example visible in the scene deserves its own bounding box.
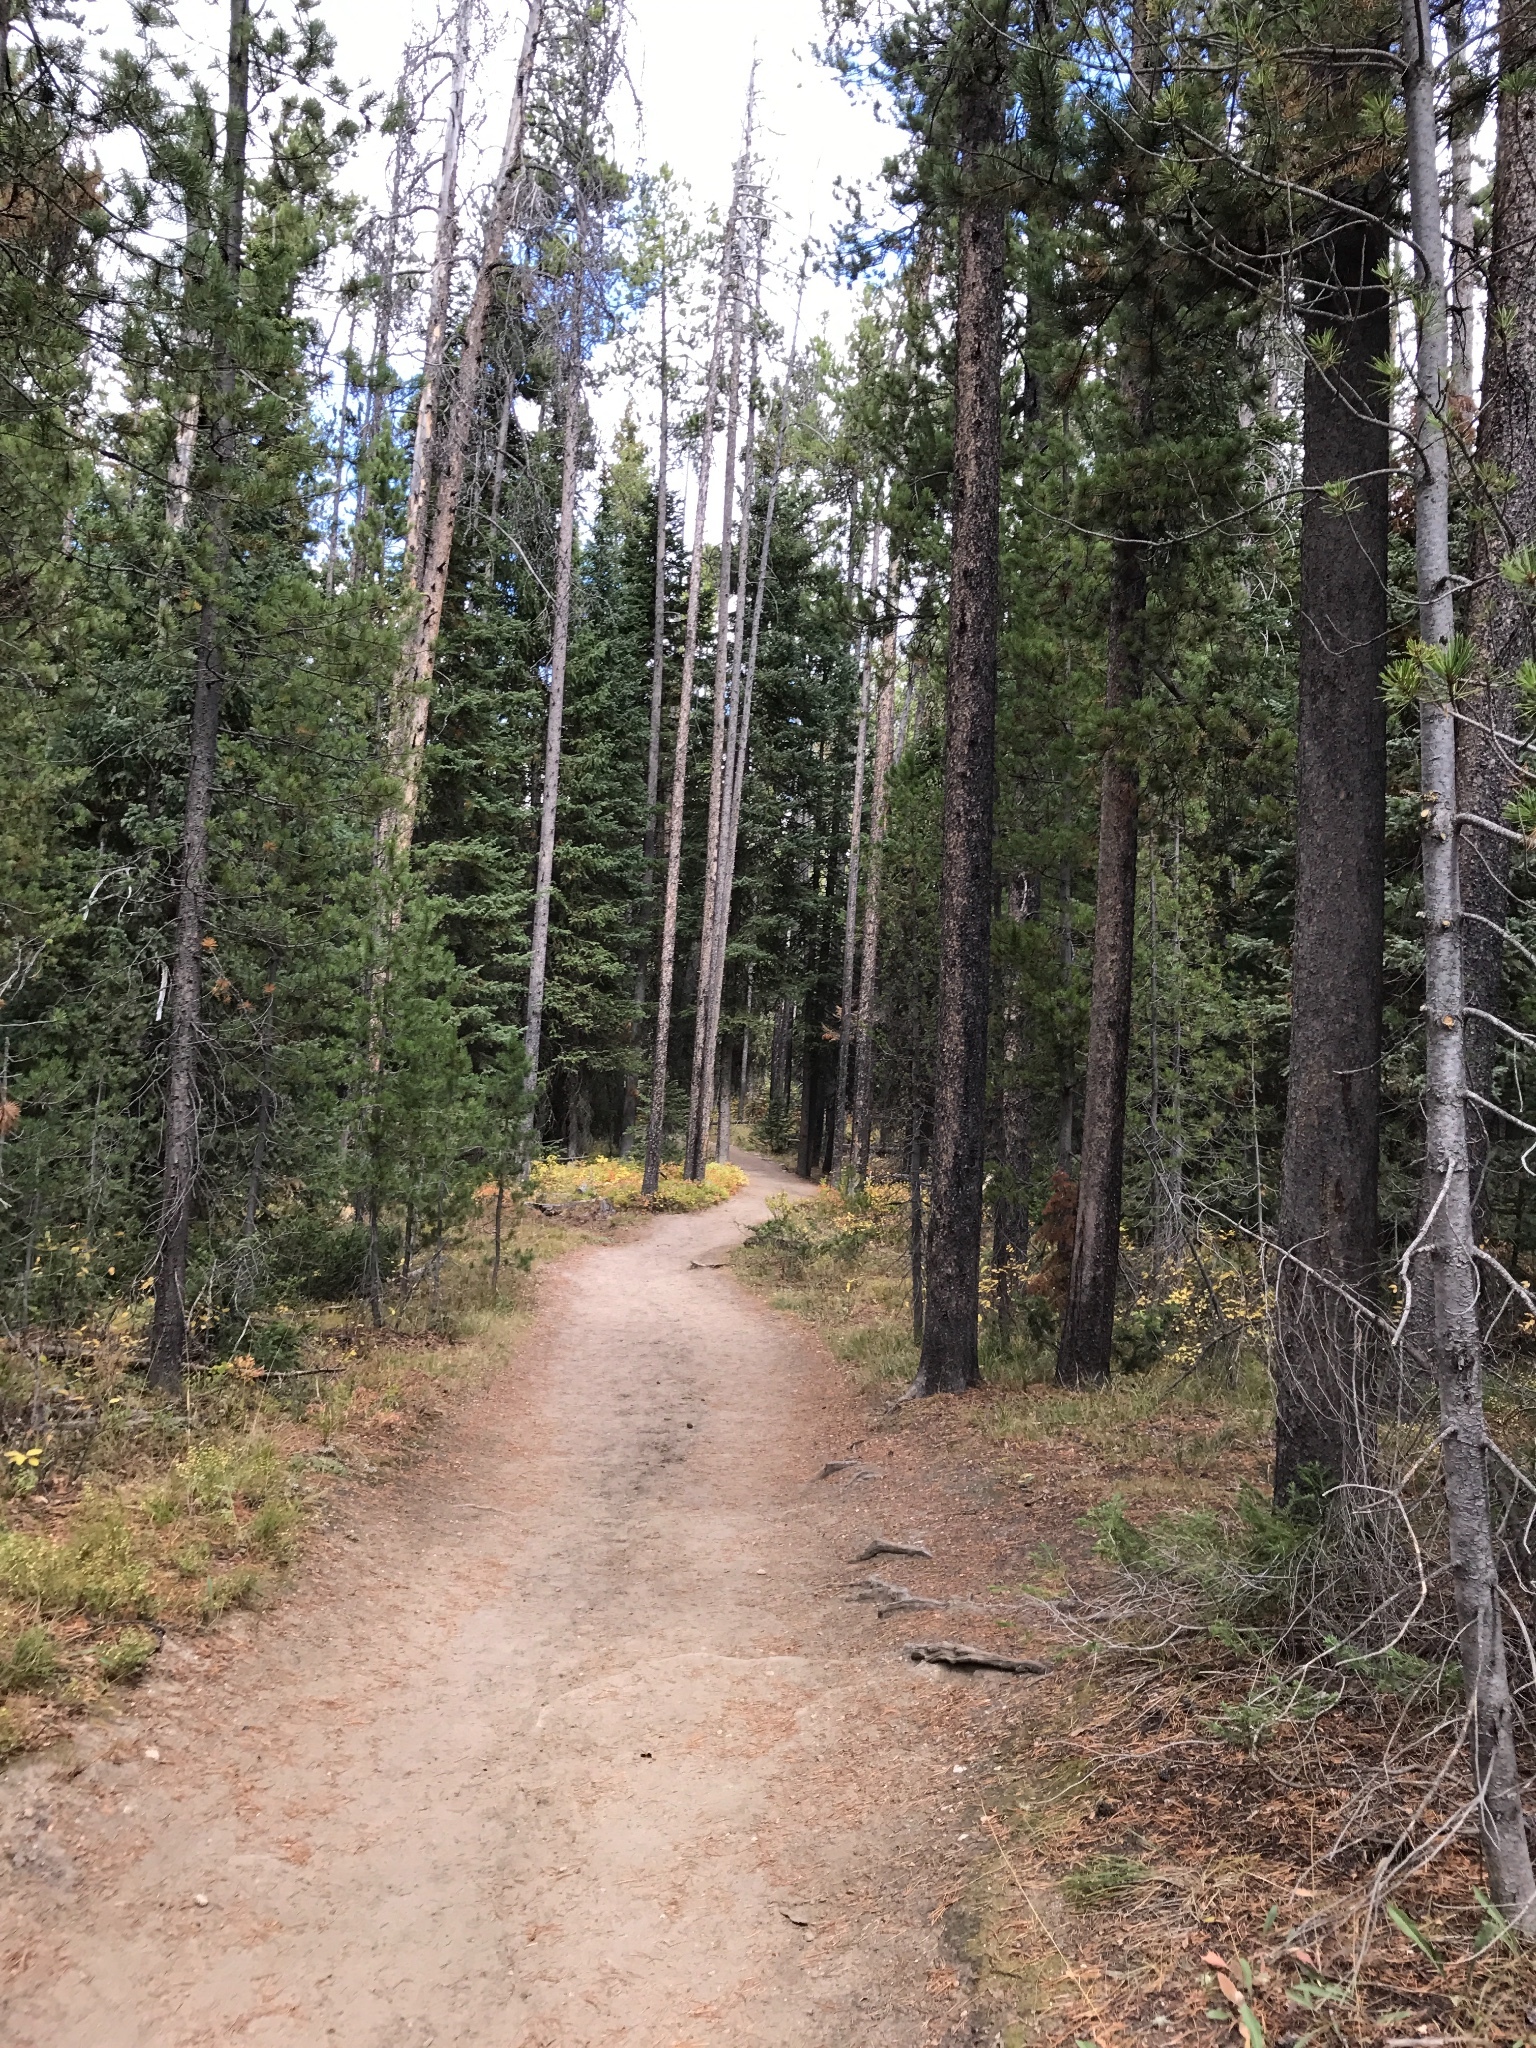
[1,1154,1532,2045]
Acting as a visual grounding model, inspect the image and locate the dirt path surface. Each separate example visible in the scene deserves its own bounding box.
[0,1157,995,2048]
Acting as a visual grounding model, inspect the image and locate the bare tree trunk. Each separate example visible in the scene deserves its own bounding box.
[851,607,897,1182]
[641,175,740,1197]
[695,289,800,1172]
[621,275,671,1155]
[1460,0,1536,1214]
[1056,534,1147,1389]
[402,0,472,591]
[378,0,544,863]
[1272,214,1390,1506]
[147,0,251,1391]
[1401,0,1536,1930]
[522,289,584,1109]
[832,537,878,1176]
[685,285,747,1179]
[914,3,1008,1397]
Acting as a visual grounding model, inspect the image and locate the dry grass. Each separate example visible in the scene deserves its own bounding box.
[0,1190,591,1756]
[530,1153,746,1212]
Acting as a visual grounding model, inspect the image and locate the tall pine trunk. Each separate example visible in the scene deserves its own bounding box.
[914,5,1008,1397]
[1459,0,1536,1212]
[522,271,585,1109]
[993,869,1035,1346]
[685,286,746,1179]
[851,609,897,1182]
[1400,0,1536,1930]
[1272,216,1390,1505]
[622,268,671,1154]
[831,541,877,1175]
[641,172,740,1197]
[1056,534,1147,1387]
[148,0,251,1390]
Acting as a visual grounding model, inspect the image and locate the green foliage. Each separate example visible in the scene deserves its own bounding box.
[95,1627,158,1685]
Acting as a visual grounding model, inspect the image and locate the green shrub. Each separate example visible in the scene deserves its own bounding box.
[96,1627,156,1683]
[0,1624,59,1692]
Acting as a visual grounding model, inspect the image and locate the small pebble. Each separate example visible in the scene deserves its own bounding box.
[143,1747,160,1762]
[193,1893,210,1908]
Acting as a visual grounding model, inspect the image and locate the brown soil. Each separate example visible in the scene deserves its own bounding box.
[0,1155,1018,2048]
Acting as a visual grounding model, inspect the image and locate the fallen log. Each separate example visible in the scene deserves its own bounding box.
[904,1641,1048,1676]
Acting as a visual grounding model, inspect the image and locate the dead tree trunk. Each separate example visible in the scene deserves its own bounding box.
[377,0,544,864]
[401,0,471,594]
[832,535,878,1176]
[1055,534,1147,1389]
[685,280,747,1179]
[522,275,584,1109]
[641,173,740,1197]
[914,4,1009,1397]
[1272,215,1390,1506]
[1401,0,1536,1931]
[148,0,251,1391]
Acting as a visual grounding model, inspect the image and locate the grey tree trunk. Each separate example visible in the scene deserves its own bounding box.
[148,0,251,1390]
[851,614,897,1183]
[401,0,471,591]
[914,3,1009,1397]
[831,537,878,1176]
[685,287,747,1179]
[1400,0,1536,1931]
[522,297,584,1107]
[1272,215,1390,1507]
[641,178,740,1197]
[378,0,544,864]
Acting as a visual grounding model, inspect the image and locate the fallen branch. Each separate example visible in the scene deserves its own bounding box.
[905,1641,1048,1675]
[851,1536,932,1562]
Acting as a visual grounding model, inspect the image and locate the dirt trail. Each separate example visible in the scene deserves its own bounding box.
[0,1156,990,2048]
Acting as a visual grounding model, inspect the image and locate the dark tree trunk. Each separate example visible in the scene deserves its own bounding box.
[1272,217,1390,1506]
[915,5,1009,1396]
[796,1031,821,1181]
[1056,537,1148,1388]
[1460,3,1536,1215]
[993,871,1035,1347]
[148,0,250,1391]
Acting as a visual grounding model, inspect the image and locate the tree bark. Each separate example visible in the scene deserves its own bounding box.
[148,0,250,1391]
[1272,215,1390,1506]
[377,0,544,864]
[1401,0,1536,1931]
[1459,0,1536,1213]
[852,612,898,1182]
[522,285,584,1107]
[1056,535,1147,1388]
[400,0,471,595]
[993,870,1035,1346]
[913,4,1009,1397]
[832,536,877,1175]
[685,285,746,1179]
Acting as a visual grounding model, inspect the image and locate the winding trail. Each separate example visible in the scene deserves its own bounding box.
[0,1155,983,2047]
